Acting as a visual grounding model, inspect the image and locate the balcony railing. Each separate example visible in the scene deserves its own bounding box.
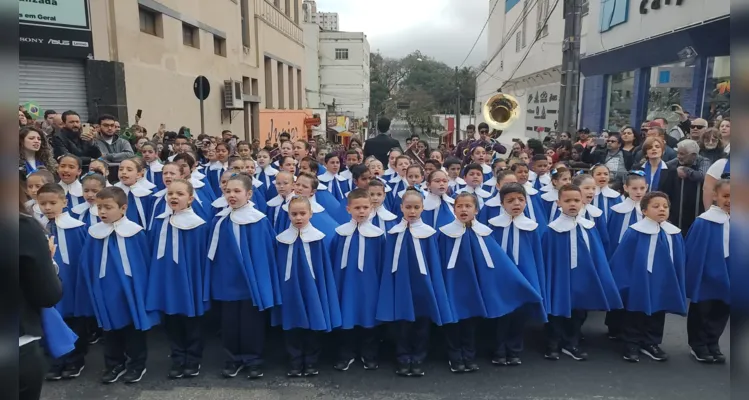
[254,0,303,45]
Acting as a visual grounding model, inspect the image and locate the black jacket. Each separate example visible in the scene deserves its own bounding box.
[660,158,705,233]
[19,214,63,339]
[51,128,102,167]
[364,133,401,167]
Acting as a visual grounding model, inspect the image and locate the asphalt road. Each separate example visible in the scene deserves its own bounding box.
[41,312,728,400]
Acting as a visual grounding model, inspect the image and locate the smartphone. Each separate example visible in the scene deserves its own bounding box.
[184,127,192,139]
[595,137,606,146]
[135,109,143,120]
[670,104,681,112]
[81,123,92,137]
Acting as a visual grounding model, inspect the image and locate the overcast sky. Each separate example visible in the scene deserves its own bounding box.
[314,0,488,67]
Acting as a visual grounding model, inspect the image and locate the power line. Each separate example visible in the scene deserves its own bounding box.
[476,0,540,78]
[503,0,561,88]
[458,0,502,69]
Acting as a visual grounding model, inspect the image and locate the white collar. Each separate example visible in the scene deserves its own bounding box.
[190,177,206,189]
[340,169,353,179]
[642,160,669,170]
[191,169,206,180]
[266,194,291,207]
[335,220,384,237]
[483,177,497,187]
[137,177,156,190]
[88,217,143,239]
[583,203,603,218]
[388,218,436,238]
[60,179,83,197]
[699,206,730,224]
[423,192,454,210]
[384,167,396,175]
[317,182,328,191]
[371,206,397,221]
[262,165,278,176]
[450,177,466,186]
[282,196,325,213]
[71,201,98,216]
[115,181,152,197]
[153,188,167,198]
[439,219,493,238]
[253,177,264,188]
[540,188,559,202]
[219,203,265,225]
[529,171,538,181]
[481,164,492,174]
[318,171,335,182]
[389,174,403,183]
[540,184,553,192]
[548,213,595,232]
[488,212,538,231]
[597,186,621,199]
[459,186,492,198]
[611,197,642,214]
[630,217,681,235]
[156,207,206,230]
[522,181,539,195]
[209,160,227,170]
[276,223,325,244]
[212,196,229,208]
[148,160,163,172]
[484,195,502,207]
[336,173,350,182]
[55,212,85,229]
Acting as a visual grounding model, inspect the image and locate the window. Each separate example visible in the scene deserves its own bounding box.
[274,0,280,7]
[139,7,161,36]
[537,0,549,37]
[582,0,590,16]
[335,48,349,60]
[277,62,285,109]
[183,23,199,48]
[515,32,521,52]
[285,0,291,17]
[240,0,251,47]
[264,57,273,109]
[213,35,226,56]
[606,71,636,131]
[521,0,528,48]
[294,0,299,23]
[600,0,629,32]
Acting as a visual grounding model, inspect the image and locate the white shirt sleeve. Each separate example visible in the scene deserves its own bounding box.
[706,159,728,179]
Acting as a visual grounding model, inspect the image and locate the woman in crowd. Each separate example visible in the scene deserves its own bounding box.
[699,128,725,165]
[19,127,57,176]
[620,126,639,156]
[718,118,730,154]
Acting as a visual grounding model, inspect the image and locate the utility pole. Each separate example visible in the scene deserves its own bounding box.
[558,0,583,139]
[455,66,461,142]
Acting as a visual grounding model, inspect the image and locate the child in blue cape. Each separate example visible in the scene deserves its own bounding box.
[487,183,547,366]
[529,154,551,190]
[422,170,455,229]
[148,163,182,230]
[114,158,153,229]
[25,169,55,225]
[339,150,361,191]
[439,193,543,373]
[299,157,340,213]
[146,179,210,379]
[228,156,268,213]
[610,191,687,363]
[387,155,411,199]
[141,142,165,191]
[79,186,159,384]
[607,171,648,257]
[456,163,493,209]
[390,165,428,220]
[382,148,402,182]
[376,188,454,377]
[685,179,730,364]
[464,145,493,183]
[36,183,90,380]
[368,179,398,233]
[572,174,611,250]
[510,162,547,229]
[481,159,507,196]
[542,184,622,361]
[331,189,386,371]
[206,142,231,197]
[591,164,623,221]
[72,173,106,228]
[205,174,281,380]
[319,153,350,202]
[478,170,517,223]
[266,171,295,231]
[332,164,377,223]
[274,172,339,247]
[367,158,395,205]
[255,149,279,199]
[175,153,219,218]
[444,157,466,195]
[275,196,342,378]
[57,154,85,210]
[539,167,572,223]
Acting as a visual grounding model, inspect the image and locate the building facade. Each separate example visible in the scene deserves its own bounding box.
[579,0,730,133]
[317,31,370,120]
[302,0,339,31]
[475,0,592,143]
[19,0,310,144]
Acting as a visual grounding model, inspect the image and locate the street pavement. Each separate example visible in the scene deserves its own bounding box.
[41,312,729,400]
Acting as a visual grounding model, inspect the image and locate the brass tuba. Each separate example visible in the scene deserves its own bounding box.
[482,92,520,131]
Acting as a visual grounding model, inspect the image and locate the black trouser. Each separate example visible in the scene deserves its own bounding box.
[545,310,586,349]
[394,318,431,364]
[621,311,666,347]
[687,300,730,350]
[51,317,89,368]
[220,300,265,367]
[164,314,204,366]
[605,310,625,336]
[338,327,379,362]
[103,325,147,371]
[19,341,45,400]
[444,318,477,363]
[496,308,527,357]
[285,329,322,368]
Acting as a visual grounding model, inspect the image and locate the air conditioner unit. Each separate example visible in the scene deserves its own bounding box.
[223,79,244,110]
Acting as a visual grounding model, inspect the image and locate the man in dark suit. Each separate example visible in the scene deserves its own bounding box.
[364,117,401,167]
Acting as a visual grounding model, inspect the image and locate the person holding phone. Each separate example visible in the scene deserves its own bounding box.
[50,111,101,168]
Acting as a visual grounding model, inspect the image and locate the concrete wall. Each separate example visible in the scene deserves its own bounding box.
[319,31,370,119]
[303,22,322,109]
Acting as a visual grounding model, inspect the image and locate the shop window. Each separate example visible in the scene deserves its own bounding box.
[702,56,730,122]
[605,70,635,131]
[647,62,687,124]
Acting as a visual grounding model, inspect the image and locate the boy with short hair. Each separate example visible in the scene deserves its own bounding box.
[443,157,465,195]
[530,155,551,191]
[79,187,159,384]
[339,150,362,189]
[455,164,492,209]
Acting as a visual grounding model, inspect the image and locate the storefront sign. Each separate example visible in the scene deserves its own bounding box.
[639,0,684,15]
[524,84,560,135]
[653,66,694,88]
[19,0,93,59]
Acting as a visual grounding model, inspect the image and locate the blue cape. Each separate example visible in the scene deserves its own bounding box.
[542,226,623,317]
[607,208,641,258]
[331,232,386,329]
[315,190,342,216]
[193,184,218,219]
[489,224,546,301]
[204,216,281,309]
[53,225,88,318]
[250,188,268,214]
[125,192,153,230]
[79,231,160,331]
[273,238,342,331]
[73,207,100,229]
[206,166,226,198]
[375,230,455,325]
[684,218,730,304]
[41,307,78,359]
[274,208,338,248]
[146,221,211,317]
[594,192,622,221]
[371,213,399,234]
[438,229,543,320]
[144,168,165,192]
[610,228,687,315]
[422,199,456,229]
